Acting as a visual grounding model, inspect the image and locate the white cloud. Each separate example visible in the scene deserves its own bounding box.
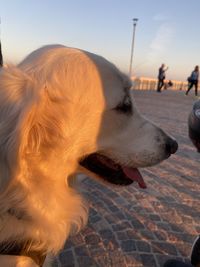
[147,22,174,64]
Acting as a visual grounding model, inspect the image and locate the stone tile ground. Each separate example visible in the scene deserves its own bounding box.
[54,90,200,267]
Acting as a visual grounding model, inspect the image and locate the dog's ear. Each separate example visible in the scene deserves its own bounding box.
[0,66,67,191]
[0,66,38,191]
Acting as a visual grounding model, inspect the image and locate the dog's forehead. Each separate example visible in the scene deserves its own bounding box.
[88,53,131,101]
[101,67,132,105]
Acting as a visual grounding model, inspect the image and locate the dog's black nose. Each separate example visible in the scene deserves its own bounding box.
[165,137,178,155]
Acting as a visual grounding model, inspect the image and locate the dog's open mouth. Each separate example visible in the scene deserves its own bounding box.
[79,153,147,188]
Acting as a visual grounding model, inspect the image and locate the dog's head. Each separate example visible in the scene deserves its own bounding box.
[0,45,178,191]
[74,51,178,187]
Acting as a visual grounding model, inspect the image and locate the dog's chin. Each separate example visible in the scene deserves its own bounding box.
[79,153,147,189]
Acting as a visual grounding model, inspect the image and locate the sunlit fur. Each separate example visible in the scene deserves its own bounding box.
[0,45,174,267]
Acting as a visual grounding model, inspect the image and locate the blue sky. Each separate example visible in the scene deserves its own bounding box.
[0,0,200,81]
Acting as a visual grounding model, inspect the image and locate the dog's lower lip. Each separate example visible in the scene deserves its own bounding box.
[79,153,147,188]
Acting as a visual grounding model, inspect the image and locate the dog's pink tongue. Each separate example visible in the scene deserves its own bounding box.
[123,167,147,189]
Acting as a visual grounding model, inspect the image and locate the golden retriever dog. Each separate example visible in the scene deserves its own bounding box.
[0,45,178,267]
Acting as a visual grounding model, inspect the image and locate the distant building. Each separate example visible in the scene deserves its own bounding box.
[131,76,188,91]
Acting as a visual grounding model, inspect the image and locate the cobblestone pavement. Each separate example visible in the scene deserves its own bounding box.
[54,90,200,267]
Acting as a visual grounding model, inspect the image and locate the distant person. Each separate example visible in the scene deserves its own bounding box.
[157,64,169,92]
[186,65,199,96]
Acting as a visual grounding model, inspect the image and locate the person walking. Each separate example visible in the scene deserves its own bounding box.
[186,65,199,96]
[157,64,169,92]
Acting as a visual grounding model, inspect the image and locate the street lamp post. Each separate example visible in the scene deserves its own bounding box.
[129,18,138,78]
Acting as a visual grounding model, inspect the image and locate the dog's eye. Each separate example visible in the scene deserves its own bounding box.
[115,95,133,115]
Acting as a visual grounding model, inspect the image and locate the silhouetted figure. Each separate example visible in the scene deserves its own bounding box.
[0,42,3,67]
[157,64,168,92]
[186,65,199,96]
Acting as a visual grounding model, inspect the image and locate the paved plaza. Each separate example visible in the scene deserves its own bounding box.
[54,89,200,267]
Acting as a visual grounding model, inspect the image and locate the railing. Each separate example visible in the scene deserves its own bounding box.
[131,77,188,91]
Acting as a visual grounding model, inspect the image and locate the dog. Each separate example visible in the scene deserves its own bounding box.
[0,45,178,267]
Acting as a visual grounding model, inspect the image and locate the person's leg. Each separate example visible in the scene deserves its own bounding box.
[157,79,161,92]
[160,79,165,91]
[186,82,194,95]
[164,259,193,267]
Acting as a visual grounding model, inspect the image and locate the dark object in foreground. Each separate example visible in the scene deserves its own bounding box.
[164,259,192,267]
[164,108,200,267]
[163,236,200,267]
[188,100,200,152]
[191,236,200,267]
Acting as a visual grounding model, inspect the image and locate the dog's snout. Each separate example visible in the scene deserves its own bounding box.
[165,137,178,155]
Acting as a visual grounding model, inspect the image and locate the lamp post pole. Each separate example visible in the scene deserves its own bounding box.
[129,18,138,78]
